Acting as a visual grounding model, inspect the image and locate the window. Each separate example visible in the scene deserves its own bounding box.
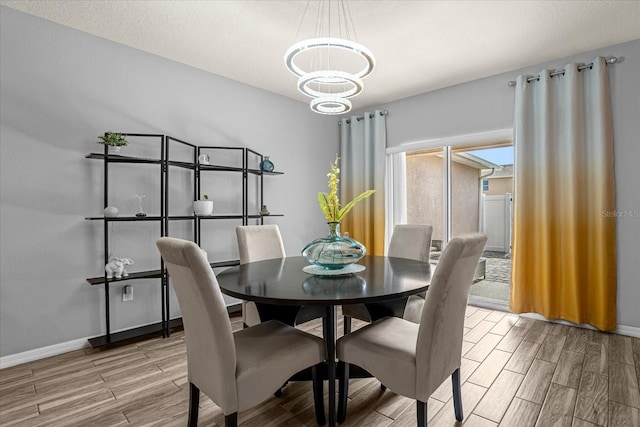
[482,179,490,192]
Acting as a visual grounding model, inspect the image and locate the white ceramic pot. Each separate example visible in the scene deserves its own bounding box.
[193,200,213,216]
[107,146,121,155]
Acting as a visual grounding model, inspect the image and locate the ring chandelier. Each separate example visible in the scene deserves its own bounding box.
[284,2,376,115]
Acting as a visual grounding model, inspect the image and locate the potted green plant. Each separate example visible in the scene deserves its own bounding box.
[97,131,128,154]
[193,194,213,216]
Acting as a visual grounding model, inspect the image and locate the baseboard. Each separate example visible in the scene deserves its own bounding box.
[0,337,90,370]
[520,313,640,338]
[1,304,242,369]
[615,324,640,338]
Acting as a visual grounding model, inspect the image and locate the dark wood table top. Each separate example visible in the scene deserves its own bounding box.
[216,256,432,306]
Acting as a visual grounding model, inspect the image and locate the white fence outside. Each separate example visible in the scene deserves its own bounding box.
[481,193,513,253]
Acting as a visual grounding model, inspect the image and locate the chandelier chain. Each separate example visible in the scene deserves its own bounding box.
[344,0,358,42]
[294,0,312,45]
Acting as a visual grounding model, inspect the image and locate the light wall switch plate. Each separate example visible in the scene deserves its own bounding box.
[123,284,133,302]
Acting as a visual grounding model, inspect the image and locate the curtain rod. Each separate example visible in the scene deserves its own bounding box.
[338,110,388,125]
[507,56,618,87]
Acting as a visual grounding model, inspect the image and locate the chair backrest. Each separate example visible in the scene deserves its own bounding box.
[236,224,286,265]
[388,224,433,262]
[156,237,238,413]
[415,233,487,399]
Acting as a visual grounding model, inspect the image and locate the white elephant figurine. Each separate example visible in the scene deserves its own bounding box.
[105,258,134,279]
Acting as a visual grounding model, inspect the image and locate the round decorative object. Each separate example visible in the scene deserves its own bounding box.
[260,156,275,172]
[310,96,352,115]
[193,200,213,216]
[297,70,363,99]
[302,222,366,270]
[198,153,210,164]
[260,205,270,216]
[284,37,376,80]
[104,206,119,217]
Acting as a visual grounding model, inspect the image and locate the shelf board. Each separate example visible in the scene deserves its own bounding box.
[195,214,244,220]
[87,262,237,285]
[168,214,246,220]
[227,302,242,314]
[85,216,163,221]
[167,215,197,220]
[198,164,244,172]
[247,168,284,176]
[84,214,284,221]
[167,159,196,170]
[86,153,162,164]
[87,270,163,285]
[88,318,183,348]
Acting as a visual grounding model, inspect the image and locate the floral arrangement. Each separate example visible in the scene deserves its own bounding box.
[317,155,375,223]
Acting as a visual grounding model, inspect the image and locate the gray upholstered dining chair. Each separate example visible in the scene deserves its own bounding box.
[236,224,324,328]
[336,233,487,426]
[341,224,433,333]
[156,237,326,427]
[236,224,286,327]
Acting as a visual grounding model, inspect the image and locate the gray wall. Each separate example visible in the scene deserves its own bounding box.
[367,39,640,330]
[2,6,638,359]
[0,7,338,357]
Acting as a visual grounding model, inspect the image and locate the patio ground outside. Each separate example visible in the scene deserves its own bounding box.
[429,249,511,306]
[469,250,511,306]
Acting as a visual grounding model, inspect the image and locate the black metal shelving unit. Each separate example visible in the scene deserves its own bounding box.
[86,134,283,348]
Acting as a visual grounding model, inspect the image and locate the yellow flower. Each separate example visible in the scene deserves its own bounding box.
[317,155,375,222]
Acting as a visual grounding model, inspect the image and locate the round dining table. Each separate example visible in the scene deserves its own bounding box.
[216,255,432,427]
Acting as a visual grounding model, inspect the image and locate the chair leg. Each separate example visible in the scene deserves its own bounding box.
[273,380,288,397]
[337,361,350,423]
[312,365,326,425]
[452,368,463,421]
[380,383,387,391]
[343,316,352,334]
[224,413,237,427]
[188,383,200,427]
[417,400,427,427]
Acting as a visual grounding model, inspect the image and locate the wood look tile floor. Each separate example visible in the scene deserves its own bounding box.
[1,306,640,426]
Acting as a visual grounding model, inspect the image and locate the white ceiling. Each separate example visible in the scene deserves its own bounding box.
[2,1,639,111]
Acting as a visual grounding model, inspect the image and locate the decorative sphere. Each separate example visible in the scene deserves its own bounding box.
[104,206,119,217]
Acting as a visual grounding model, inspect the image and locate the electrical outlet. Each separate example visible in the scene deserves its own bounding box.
[122,285,133,302]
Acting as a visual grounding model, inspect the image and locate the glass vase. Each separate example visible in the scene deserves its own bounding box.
[260,156,274,172]
[302,222,366,270]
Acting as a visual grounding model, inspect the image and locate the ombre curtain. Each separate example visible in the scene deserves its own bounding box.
[510,57,617,330]
[385,152,407,249]
[340,110,387,256]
